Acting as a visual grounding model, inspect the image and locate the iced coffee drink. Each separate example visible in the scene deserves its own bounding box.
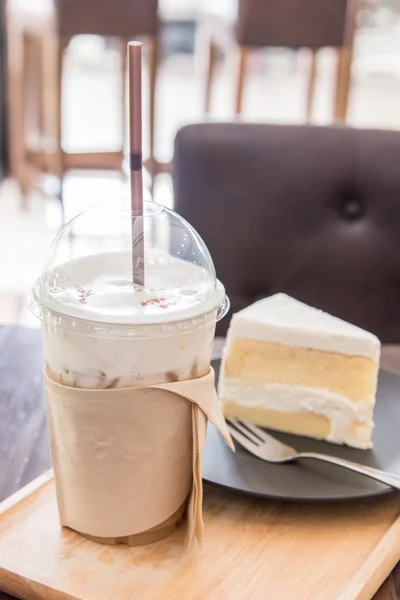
[29,200,229,546]
[40,250,223,389]
[31,200,228,388]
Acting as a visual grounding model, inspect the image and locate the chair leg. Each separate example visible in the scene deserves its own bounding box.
[53,36,69,207]
[25,33,42,150]
[148,35,158,177]
[39,33,57,174]
[17,32,29,203]
[235,46,248,116]
[204,35,217,114]
[334,47,352,122]
[306,49,317,122]
[5,7,23,186]
[18,32,43,205]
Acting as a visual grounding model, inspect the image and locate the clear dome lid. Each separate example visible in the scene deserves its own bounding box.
[29,200,228,337]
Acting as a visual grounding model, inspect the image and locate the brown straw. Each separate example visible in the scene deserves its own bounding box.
[128,41,144,286]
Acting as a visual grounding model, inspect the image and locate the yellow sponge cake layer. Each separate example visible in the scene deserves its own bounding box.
[222,401,372,448]
[224,338,378,405]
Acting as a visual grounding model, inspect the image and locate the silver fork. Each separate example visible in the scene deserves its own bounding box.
[227,418,400,490]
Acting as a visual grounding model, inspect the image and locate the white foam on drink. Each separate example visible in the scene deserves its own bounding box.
[42,250,224,325]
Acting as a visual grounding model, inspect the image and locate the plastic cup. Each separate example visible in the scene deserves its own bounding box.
[29,200,229,544]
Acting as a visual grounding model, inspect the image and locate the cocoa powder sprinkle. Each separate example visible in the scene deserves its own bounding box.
[140,296,166,307]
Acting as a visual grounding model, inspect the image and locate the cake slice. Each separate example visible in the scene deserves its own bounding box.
[219,294,381,449]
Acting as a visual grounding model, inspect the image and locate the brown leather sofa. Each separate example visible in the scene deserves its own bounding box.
[173,123,400,341]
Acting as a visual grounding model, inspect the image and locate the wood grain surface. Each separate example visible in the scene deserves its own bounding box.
[0,326,399,599]
[2,472,400,600]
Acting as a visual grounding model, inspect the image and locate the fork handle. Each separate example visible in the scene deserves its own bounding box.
[298,452,400,490]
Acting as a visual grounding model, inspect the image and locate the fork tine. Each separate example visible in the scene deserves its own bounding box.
[236,419,271,443]
[237,419,296,455]
[228,418,262,446]
[226,423,261,456]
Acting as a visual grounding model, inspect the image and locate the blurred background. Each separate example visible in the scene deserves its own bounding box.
[1,0,400,327]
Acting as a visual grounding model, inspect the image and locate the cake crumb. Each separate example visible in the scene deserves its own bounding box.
[106,378,120,389]
[166,371,179,383]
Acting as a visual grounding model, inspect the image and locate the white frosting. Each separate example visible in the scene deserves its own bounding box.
[39,250,224,326]
[220,378,373,448]
[227,294,380,362]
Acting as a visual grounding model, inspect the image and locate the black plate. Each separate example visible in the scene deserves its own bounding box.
[202,360,400,501]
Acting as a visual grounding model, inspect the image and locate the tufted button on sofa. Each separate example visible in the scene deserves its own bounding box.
[173,122,400,340]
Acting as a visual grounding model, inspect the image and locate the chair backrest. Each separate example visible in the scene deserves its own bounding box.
[56,0,159,37]
[173,123,400,341]
[235,0,349,48]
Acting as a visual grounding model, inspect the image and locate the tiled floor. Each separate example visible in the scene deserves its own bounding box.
[2,21,400,327]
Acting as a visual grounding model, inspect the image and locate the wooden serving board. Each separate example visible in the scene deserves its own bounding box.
[1,472,400,600]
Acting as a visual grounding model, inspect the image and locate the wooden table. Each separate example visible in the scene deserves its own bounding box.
[0,325,399,600]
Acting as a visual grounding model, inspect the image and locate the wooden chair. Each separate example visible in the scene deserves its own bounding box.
[199,0,358,122]
[5,0,159,202]
[5,0,53,199]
